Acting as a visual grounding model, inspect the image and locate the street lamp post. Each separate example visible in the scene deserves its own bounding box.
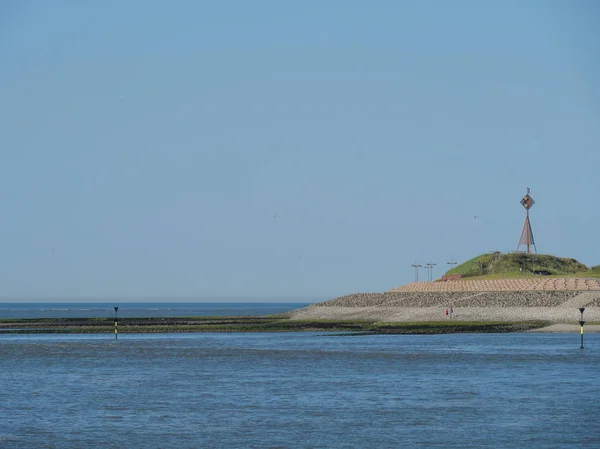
[411,263,423,282]
[447,261,458,275]
[114,306,119,340]
[427,262,436,282]
[579,308,585,349]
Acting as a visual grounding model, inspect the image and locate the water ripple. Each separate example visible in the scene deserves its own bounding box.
[1,332,599,448]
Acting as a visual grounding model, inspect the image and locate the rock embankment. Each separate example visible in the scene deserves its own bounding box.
[320,292,469,307]
[288,289,600,323]
[453,291,580,307]
[316,291,580,308]
[589,297,600,307]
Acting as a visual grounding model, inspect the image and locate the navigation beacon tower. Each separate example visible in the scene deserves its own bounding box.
[516,187,537,254]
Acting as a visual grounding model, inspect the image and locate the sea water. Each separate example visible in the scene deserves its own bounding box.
[1,331,599,448]
[0,302,311,319]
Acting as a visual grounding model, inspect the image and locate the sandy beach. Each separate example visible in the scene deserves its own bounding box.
[289,305,600,323]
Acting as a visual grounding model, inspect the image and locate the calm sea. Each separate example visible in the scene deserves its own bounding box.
[1,332,598,448]
[0,302,311,319]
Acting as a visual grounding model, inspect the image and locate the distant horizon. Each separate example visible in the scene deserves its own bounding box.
[0,296,322,304]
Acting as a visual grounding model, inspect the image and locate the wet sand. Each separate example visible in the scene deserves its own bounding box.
[529,324,600,333]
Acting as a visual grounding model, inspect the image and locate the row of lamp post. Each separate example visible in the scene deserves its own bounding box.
[410,260,458,282]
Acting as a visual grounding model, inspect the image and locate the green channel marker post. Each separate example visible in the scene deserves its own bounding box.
[114,306,119,340]
[579,307,585,349]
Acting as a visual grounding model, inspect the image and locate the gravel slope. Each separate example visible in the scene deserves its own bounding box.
[289,290,600,325]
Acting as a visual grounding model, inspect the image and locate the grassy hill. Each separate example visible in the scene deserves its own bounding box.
[445,253,599,279]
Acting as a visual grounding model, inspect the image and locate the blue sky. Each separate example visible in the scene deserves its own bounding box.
[1,1,599,301]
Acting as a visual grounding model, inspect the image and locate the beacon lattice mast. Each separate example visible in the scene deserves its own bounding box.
[516,187,537,254]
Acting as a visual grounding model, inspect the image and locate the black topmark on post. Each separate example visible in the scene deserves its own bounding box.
[579,308,585,349]
[114,306,119,340]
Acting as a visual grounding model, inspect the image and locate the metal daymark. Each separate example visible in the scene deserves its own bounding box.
[517,187,537,254]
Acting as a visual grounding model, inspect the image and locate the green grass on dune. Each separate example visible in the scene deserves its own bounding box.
[460,271,600,280]
[445,253,596,279]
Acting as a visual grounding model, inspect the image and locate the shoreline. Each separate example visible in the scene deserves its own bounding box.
[1,316,598,334]
[529,324,600,333]
[288,305,600,324]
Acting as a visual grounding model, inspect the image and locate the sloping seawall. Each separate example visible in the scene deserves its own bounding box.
[289,280,600,323]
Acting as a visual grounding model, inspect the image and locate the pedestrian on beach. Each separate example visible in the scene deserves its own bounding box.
[450,306,454,319]
[445,308,449,319]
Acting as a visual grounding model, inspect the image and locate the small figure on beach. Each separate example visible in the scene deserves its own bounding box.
[450,306,454,319]
[445,308,449,319]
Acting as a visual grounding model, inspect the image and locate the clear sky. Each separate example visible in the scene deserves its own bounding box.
[1,1,599,301]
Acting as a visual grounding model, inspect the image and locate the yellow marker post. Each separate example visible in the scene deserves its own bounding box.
[114,306,119,340]
[579,307,585,349]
